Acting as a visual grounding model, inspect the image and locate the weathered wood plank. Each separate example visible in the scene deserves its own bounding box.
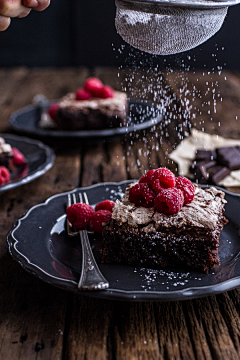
[65,296,112,360]
[0,68,240,360]
[102,139,127,182]
[0,149,81,360]
[165,70,240,139]
[81,143,106,187]
[0,67,90,132]
[113,302,160,360]
[191,296,239,360]
[155,301,196,360]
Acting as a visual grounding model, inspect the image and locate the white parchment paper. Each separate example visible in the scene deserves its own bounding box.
[169,129,240,187]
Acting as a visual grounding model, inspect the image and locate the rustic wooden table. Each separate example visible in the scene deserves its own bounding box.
[1,67,240,360]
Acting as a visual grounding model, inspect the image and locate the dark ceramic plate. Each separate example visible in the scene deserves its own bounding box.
[9,100,162,139]
[7,180,240,301]
[0,134,55,194]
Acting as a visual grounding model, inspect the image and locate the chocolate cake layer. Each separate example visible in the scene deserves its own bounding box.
[55,91,127,131]
[102,184,228,273]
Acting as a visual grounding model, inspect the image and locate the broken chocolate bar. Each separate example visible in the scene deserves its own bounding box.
[190,160,217,184]
[195,149,216,161]
[216,146,240,170]
[208,165,231,184]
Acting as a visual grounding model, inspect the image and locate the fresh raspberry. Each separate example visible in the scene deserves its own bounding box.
[151,168,176,190]
[97,85,114,99]
[0,175,5,186]
[175,177,195,204]
[90,209,112,233]
[75,88,92,100]
[151,179,165,193]
[66,203,95,229]
[154,188,184,215]
[48,103,60,121]
[84,77,103,97]
[129,183,156,208]
[0,166,10,185]
[11,147,25,165]
[139,168,175,192]
[95,200,115,212]
[139,169,155,184]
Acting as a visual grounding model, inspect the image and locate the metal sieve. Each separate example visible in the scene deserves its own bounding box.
[115,0,240,55]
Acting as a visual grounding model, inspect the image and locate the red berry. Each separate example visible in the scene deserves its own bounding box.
[151,168,176,189]
[0,166,10,185]
[151,179,165,193]
[84,77,103,97]
[139,169,155,184]
[129,183,156,208]
[90,209,112,233]
[75,88,92,100]
[0,174,5,186]
[154,188,184,215]
[139,168,175,191]
[97,85,114,99]
[11,148,25,165]
[66,203,95,229]
[95,200,115,212]
[175,177,195,204]
[48,103,60,121]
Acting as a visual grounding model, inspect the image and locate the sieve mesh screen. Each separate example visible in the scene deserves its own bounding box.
[115,0,228,55]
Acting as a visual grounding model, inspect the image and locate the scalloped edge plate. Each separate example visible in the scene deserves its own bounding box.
[0,133,55,193]
[7,180,240,301]
[9,100,163,139]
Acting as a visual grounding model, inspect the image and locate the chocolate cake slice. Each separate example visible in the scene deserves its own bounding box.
[102,183,228,273]
[54,91,127,131]
[0,137,13,167]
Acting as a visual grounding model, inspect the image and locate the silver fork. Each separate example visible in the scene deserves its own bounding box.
[67,192,109,290]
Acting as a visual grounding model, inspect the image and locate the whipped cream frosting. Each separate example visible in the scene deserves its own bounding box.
[111,183,227,231]
[0,137,12,155]
[59,91,127,115]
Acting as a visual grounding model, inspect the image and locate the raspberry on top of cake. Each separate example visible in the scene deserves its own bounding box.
[45,77,127,131]
[101,168,228,273]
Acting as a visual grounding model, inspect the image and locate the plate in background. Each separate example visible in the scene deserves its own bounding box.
[9,100,162,139]
[0,133,55,193]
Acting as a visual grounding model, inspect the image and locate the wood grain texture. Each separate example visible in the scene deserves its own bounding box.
[0,68,240,360]
[165,70,240,139]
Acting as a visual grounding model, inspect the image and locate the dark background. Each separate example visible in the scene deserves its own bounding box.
[0,0,239,71]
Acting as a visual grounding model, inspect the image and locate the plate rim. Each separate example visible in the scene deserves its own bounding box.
[9,100,163,139]
[7,180,240,301]
[0,133,55,193]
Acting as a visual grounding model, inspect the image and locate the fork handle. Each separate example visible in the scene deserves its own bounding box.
[78,230,109,290]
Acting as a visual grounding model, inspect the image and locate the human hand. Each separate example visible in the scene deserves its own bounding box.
[0,0,50,31]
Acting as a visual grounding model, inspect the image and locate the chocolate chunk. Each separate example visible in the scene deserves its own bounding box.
[208,165,231,184]
[190,160,217,184]
[216,146,240,170]
[195,149,216,161]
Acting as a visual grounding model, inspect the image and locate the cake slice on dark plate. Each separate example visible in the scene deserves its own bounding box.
[45,77,128,131]
[0,136,13,167]
[101,168,228,273]
[0,136,28,186]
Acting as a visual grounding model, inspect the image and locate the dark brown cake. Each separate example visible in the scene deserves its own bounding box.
[54,91,127,131]
[101,183,228,273]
